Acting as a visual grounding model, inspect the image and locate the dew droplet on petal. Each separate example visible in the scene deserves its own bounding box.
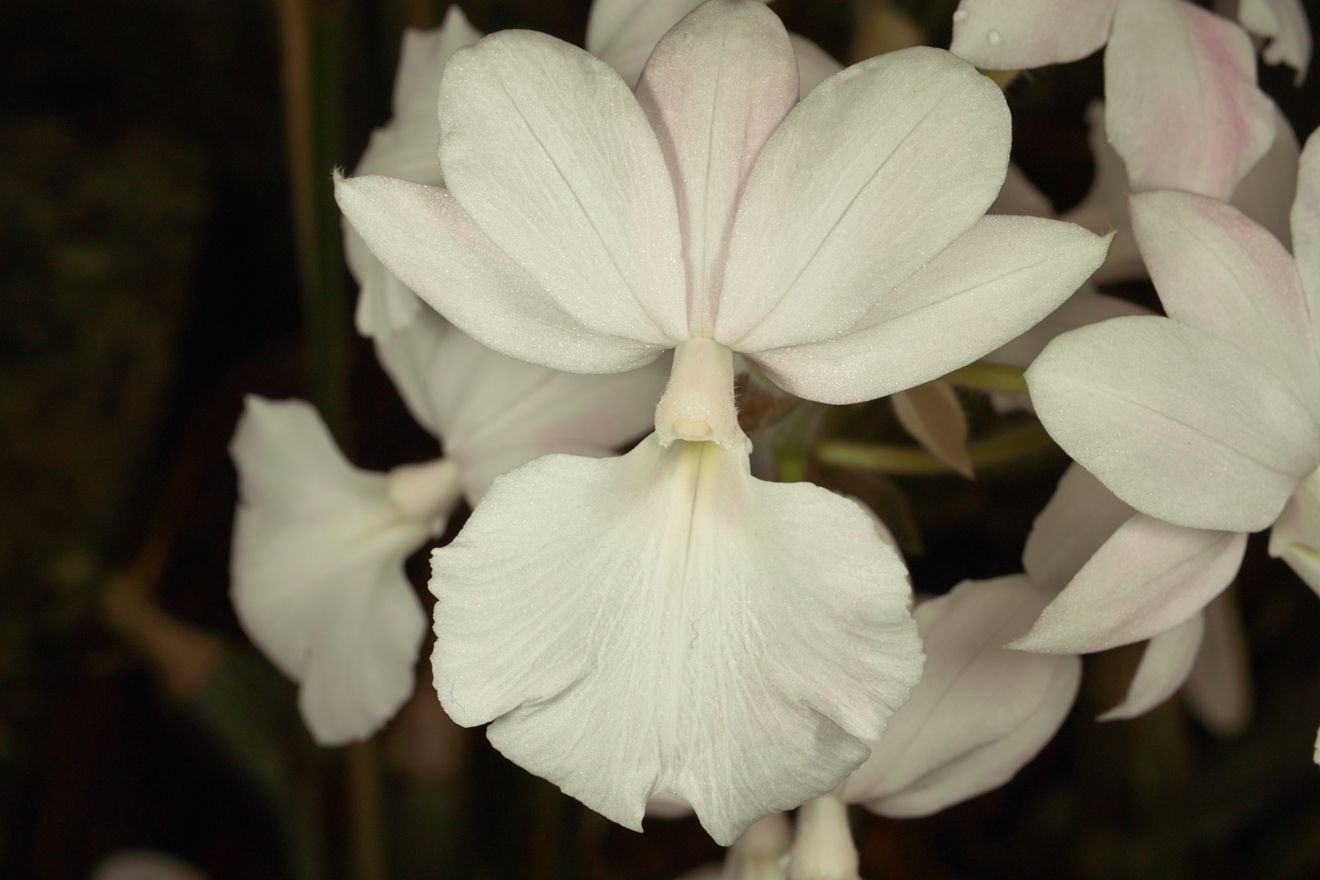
[987,30,1002,45]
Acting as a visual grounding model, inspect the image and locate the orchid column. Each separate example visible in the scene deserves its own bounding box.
[338,0,1111,843]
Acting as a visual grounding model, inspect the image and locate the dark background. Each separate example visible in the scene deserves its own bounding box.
[3,0,1320,877]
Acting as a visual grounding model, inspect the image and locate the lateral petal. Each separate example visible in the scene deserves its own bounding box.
[1268,469,1320,597]
[949,0,1118,69]
[438,30,687,344]
[845,576,1080,817]
[1099,613,1205,721]
[1027,315,1320,532]
[335,175,665,373]
[1294,131,1320,328]
[1183,592,1254,736]
[636,0,798,335]
[1105,0,1274,200]
[750,217,1109,404]
[790,34,843,96]
[230,397,429,744]
[430,436,922,844]
[1131,190,1319,406]
[1013,514,1245,654]
[715,47,1011,352]
[1022,463,1135,594]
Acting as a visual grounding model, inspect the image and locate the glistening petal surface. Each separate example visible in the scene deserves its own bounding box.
[636,0,798,335]
[751,217,1110,404]
[430,436,922,844]
[1013,514,1245,654]
[1105,0,1274,200]
[1027,316,1320,532]
[335,176,664,373]
[438,30,686,344]
[715,47,1011,352]
[845,576,1080,817]
[949,0,1118,69]
[230,397,428,745]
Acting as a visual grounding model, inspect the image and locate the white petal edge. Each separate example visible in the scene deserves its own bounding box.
[1013,514,1245,654]
[845,576,1080,817]
[1027,315,1320,532]
[1294,130,1320,331]
[949,0,1118,69]
[1099,612,1205,722]
[751,217,1110,404]
[1239,0,1312,83]
[430,435,922,845]
[335,174,666,373]
[1022,463,1135,595]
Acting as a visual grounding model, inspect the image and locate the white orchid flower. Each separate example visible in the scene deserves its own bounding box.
[1021,464,1254,731]
[229,313,665,746]
[950,0,1280,201]
[1023,131,1320,761]
[1217,0,1313,83]
[337,0,1109,843]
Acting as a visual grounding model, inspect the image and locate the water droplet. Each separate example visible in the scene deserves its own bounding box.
[987,30,1002,46]
[953,9,968,23]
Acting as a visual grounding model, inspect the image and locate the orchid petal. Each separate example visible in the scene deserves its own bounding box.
[949,0,1117,69]
[230,397,429,744]
[1231,107,1301,251]
[586,0,708,85]
[989,286,1147,371]
[1130,190,1319,405]
[1238,0,1312,83]
[1269,469,1320,597]
[845,576,1080,817]
[1294,131,1320,326]
[1014,514,1245,654]
[1099,613,1205,721]
[1062,102,1146,285]
[1027,316,1320,532]
[374,312,667,501]
[431,436,922,844]
[751,217,1110,404]
[1184,592,1254,736]
[636,0,798,335]
[1105,0,1274,200]
[892,381,973,478]
[790,34,842,97]
[1022,463,1135,594]
[346,11,483,338]
[438,30,687,343]
[715,47,1011,352]
[335,175,665,373]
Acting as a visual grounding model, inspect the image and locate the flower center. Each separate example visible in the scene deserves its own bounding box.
[654,338,749,452]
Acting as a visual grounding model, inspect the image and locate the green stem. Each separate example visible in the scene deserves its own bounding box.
[943,360,1028,394]
[816,421,1055,476]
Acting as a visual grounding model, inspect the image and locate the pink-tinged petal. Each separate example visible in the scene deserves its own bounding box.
[586,0,709,85]
[750,217,1110,404]
[1105,0,1275,200]
[230,397,429,744]
[438,31,687,344]
[374,311,667,501]
[1239,0,1312,83]
[1013,514,1245,653]
[335,175,665,373]
[1231,107,1301,251]
[1099,613,1205,721]
[345,10,483,338]
[1023,463,1135,594]
[715,47,1011,352]
[1294,131,1320,325]
[1027,316,1320,532]
[790,34,843,96]
[636,0,798,335]
[949,0,1118,69]
[1269,468,1320,597]
[1183,592,1254,736]
[431,436,922,845]
[845,576,1080,816]
[1130,190,1320,406]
